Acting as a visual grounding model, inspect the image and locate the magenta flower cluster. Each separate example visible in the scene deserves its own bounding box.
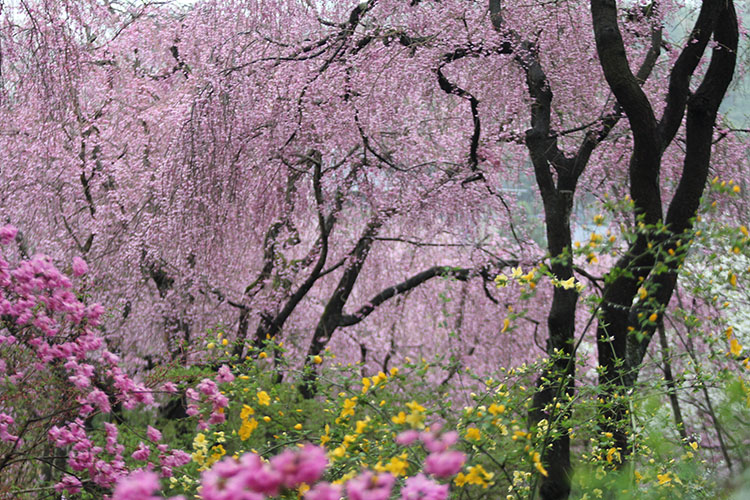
[113,439,462,500]
[0,227,195,493]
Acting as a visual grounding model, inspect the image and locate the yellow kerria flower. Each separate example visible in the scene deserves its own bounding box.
[657,472,672,485]
[465,427,481,441]
[372,371,387,386]
[193,433,208,449]
[340,398,357,418]
[455,465,494,488]
[239,418,258,441]
[361,377,371,394]
[257,391,271,406]
[313,355,323,364]
[501,317,510,334]
[240,405,254,419]
[558,277,576,290]
[406,401,425,413]
[488,403,505,415]
[355,418,370,434]
[391,412,407,424]
[494,273,509,287]
[532,451,548,476]
[730,337,743,357]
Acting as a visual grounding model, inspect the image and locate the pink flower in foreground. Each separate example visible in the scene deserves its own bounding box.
[346,471,395,500]
[111,470,160,500]
[270,444,328,488]
[423,451,466,478]
[400,474,449,500]
[239,452,283,496]
[420,430,458,453]
[305,482,342,500]
[396,430,419,446]
[200,457,263,500]
[72,256,88,277]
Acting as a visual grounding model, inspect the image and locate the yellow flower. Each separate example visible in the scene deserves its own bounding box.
[355,417,370,434]
[207,342,216,349]
[389,367,399,376]
[239,418,258,441]
[391,412,407,424]
[406,401,425,413]
[729,272,737,287]
[221,338,228,346]
[320,424,331,445]
[372,371,387,386]
[405,411,425,429]
[488,403,505,415]
[240,405,254,419]
[313,355,323,364]
[465,427,481,441]
[340,398,357,419]
[193,433,208,449]
[361,377,372,394]
[689,441,698,451]
[657,472,672,485]
[558,277,576,290]
[259,352,268,359]
[375,455,409,476]
[511,266,523,279]
[257,391,271,406]
[494,273,509,287]
[638,287,647,300]
[532,451,548,476]
[648,313,658,323]
[730,337,743,357]
[294,423,303,430]
[263,416,271,423]
[501,317,510,334]
[456,465,494,488]
[605,447,620,464]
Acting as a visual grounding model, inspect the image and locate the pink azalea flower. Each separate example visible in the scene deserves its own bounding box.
[217,364,235,383]
[112,470,160,500]
[72,256,88,277]
[400,473,449,500]
[0,225,17,245]
[146,425,162,442]
[346,471,395,500]
[131,442,151,461]
[306,482,342,500]
[423,451,466,478]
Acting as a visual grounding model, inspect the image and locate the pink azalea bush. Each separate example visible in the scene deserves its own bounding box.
[0,228,200,493]
[112,441,463,500]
